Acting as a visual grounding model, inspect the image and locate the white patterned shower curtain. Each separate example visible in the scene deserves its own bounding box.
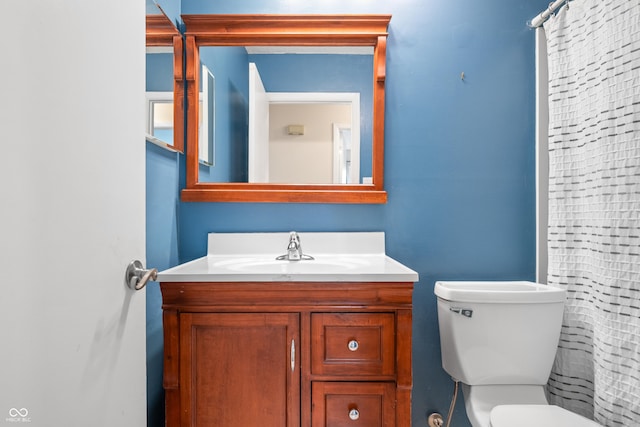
[542,1,640,425]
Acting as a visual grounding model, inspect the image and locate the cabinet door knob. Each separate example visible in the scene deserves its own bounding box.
[348,408,360,420]
[348,339,359,351]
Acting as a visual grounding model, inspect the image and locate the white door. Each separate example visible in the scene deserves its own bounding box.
[248,63,270,182]
[0,2,146,426]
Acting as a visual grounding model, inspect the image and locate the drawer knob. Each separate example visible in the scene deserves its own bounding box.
[348,408,360,420]
[348,339,359,351]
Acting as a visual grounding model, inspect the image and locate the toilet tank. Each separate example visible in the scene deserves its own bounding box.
[434,281,565,385]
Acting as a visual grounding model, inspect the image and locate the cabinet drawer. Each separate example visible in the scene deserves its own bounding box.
[312,382,396,427]
[311,313,395,376]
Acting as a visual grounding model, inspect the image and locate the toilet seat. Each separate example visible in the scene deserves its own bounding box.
[490,405,602,427]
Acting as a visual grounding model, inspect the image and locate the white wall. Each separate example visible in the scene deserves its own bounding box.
[0,2,146,426]
[269,103,351,184]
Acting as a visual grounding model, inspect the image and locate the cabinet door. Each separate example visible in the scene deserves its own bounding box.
[180,313,300,427]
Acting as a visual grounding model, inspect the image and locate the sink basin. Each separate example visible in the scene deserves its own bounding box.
[210,256,372,273]
[156,232,419,282]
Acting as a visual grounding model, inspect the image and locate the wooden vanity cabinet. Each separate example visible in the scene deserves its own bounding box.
[161,281,414,427]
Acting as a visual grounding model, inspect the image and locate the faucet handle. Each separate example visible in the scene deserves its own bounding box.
[288,231,300,246]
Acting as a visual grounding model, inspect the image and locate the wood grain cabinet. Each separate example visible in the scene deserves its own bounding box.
[161,281,414,427]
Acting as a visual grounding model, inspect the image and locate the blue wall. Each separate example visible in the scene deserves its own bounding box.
[146,2,182,425]
[154,0,181,29]
[198,46,250,182]
[146,0,549,425]
[146,53,174,92]
[146,143,182,427]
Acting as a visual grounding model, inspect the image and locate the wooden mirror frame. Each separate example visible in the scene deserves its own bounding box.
[146,14,185,153]
[181,14,391,203]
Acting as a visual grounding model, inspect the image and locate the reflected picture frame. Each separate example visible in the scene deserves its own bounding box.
[199,64,215,166]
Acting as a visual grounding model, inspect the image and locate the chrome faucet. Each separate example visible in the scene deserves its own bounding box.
[286,231,303,261]
[276,231,314,261]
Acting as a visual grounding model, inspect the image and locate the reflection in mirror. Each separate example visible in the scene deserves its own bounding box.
[145,1,183,152]
[145,92,174,144]
[199,64,215,166]
[182,14,390,203]
[197,46,248,184]
[196,47,371,185]
[334,122,357,185]
[253,91,361,185]
[248,47,371,186]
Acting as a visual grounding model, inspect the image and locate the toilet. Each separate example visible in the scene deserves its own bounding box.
[434,281,601,427]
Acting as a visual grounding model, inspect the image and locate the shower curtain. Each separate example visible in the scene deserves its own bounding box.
[543,1,640,425]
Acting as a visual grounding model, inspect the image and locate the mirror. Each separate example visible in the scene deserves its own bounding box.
[198,48,370,185]
[182,14,391,203]
[145,2,184,152]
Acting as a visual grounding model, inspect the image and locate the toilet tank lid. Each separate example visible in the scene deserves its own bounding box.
[490,405,601,427]
[434,281,566,303]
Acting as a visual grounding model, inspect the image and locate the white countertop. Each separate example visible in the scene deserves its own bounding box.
[157,232,419,283]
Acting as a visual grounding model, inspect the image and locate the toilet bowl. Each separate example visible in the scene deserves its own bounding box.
[434,281,602,427]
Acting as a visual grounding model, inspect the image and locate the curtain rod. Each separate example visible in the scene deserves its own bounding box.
[528,0,567,28]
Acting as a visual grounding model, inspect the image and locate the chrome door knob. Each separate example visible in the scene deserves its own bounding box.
[125,260,157,290]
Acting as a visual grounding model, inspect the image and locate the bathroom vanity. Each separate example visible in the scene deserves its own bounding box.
[157,232,418,427]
